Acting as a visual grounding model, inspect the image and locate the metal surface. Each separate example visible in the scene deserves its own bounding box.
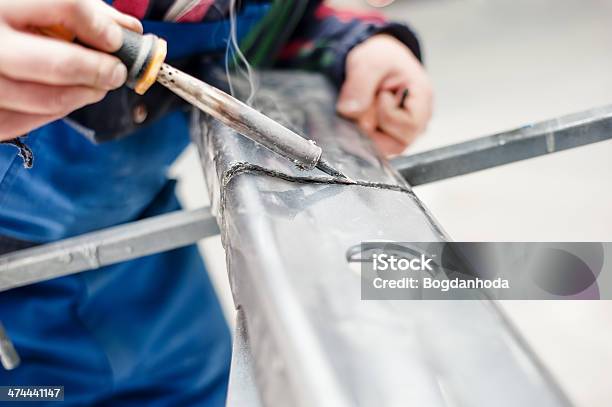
[0,207,218,292]
[227,309,263,407]
[157,64,323,171]
[392,105,612,186]
[192,71,571,407]
[0,323,20,370]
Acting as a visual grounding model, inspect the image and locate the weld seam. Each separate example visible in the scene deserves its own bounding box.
[219,162,446,238]
[222,162,411,193]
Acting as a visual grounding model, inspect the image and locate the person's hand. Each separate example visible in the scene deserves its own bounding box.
[0,0,143,141]
[337,34,433,156]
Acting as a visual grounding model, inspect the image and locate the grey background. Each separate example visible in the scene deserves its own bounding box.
[172,1,612,405]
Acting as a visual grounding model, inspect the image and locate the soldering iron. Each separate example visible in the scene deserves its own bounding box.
[47,27,346,178]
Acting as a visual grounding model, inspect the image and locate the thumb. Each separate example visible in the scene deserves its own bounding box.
[337,65,386,119]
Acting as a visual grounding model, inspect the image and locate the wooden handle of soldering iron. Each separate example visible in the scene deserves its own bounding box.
[41,26,167,95]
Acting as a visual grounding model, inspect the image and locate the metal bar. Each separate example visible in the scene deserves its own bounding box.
[226,308,263,407]
[0,323,20,370]
[392,105,612,186]
[0,207,219,292]
[193,71,571,407]
[158,63,323,171]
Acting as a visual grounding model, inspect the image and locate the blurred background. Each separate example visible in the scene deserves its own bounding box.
[172,1,612,406]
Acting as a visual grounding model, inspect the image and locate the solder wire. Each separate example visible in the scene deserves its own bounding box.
[225,0,258,105]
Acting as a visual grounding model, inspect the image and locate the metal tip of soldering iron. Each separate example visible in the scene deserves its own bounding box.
[316,158,347,179]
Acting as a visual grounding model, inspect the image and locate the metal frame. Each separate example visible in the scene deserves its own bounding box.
[1,74,611,405]
[0,207,218,292]
[392,105,612,186]
[3,107,611,294]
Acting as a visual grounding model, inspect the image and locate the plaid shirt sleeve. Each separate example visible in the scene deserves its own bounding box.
[276,1,422,85]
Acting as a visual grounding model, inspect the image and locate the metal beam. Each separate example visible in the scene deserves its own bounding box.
[392,105,612,186]
[0,323,20,370]
[0,207,219,292]
[193,71,571,407]
[226,309,263,407]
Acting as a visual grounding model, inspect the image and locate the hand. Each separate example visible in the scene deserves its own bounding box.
[0,0,142,141]
[337,34,433,156]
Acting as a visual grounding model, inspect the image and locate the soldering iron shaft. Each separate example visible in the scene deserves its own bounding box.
[156,64,344,176]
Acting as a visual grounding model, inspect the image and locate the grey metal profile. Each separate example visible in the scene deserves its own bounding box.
[226,309,263,407]
[0,323,20,370]
[0,207,219,292]
[193,71,572,407]
[392,105,612,186]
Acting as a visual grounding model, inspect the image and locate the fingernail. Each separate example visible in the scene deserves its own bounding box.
[132,19,144,34]
[109,63,127,88]
[339,100,362,113]
[105,24,123,50]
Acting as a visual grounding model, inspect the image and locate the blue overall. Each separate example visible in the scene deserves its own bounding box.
[0,5,270,405]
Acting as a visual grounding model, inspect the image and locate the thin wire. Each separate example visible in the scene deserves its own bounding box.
[225,0,258,105]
